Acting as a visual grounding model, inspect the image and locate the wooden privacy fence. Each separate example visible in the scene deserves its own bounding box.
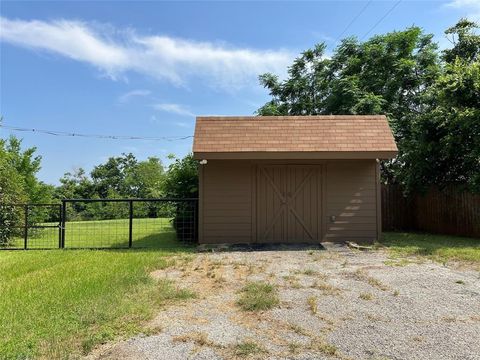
[382,185,480,238]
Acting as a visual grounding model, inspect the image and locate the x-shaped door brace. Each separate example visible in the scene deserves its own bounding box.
[261,167,315,241]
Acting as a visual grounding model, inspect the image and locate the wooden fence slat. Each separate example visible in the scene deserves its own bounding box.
[381,185,480,238]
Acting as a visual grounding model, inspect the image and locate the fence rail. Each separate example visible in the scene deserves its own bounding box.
[382,185,480,238]
[0,198,198,250]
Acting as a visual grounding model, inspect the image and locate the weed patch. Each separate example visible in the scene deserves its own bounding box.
[352,269,389,291]
[288,342,301,354]
[311,280,342,295]
[234,341,265,357]
[309,337,337,356]
[307,296,318,315]
[359,292,374,301]
[172,332,212,346]
[237,281,280,311]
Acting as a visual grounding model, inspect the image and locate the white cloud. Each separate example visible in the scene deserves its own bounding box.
[152,103,195,117]
[118,89,151,103]
[311,31,337,44]
[446,0,480,18]
[0,16,294,89]
[174,122,191,128]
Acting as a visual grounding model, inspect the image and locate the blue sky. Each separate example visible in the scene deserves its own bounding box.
[1,0,478,184]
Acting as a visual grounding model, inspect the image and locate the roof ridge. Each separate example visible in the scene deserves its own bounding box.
[196,115,387,120]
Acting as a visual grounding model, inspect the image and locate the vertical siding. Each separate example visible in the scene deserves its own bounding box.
[256,165,322,243]
[200,160,253,244]
[382,185,480,237]
[200,159,380,244]
[415,186,480,237]
[325,160,377,242]
[381,185,416,231]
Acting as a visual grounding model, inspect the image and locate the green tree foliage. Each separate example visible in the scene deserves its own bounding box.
[55,168,94,199]
[162,153,198,198]
[162,153,198,242]
[443,19,479,64]
[257,19,479,193]
[401,20,480,192]
[0,141,27,245]
[90,153,138,198]
[0,136,52,244]
[126,157,164,198]
[1,136,53,203]
[55,154,166,220]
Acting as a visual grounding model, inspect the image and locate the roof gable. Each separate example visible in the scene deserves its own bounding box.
[193,115,398,159]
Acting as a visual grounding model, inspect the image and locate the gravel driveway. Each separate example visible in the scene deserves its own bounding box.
[90,244,480,360]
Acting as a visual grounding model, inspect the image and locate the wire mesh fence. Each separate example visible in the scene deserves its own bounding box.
[0,204,62,249]
[0,199,197,250]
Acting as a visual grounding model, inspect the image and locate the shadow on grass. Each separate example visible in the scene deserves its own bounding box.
[110,231,195,253]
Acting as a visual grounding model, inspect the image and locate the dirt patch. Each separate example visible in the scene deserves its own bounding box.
[89,246,480,360]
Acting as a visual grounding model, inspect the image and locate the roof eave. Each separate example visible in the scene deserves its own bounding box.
[193,150,398,160]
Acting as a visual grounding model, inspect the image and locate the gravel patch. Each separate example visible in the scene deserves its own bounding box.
[89,245,480,360]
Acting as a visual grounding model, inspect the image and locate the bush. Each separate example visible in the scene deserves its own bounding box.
[163,154,199,242]
[172,203,197,242]
[0,155,27,246]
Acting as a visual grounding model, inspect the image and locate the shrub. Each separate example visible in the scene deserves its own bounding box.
[0,149,27,246]
[163,154,199,242]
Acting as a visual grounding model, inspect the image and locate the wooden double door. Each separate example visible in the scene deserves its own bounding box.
[256,165,323,243]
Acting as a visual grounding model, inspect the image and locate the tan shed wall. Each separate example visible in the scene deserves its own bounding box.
[200,160,254,244]
[199,159,379,244]
[324,160,378,242]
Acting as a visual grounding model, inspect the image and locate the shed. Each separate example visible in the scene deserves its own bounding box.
[193,115,398,244]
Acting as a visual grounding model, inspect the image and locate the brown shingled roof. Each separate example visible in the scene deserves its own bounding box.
[193,115,398,160]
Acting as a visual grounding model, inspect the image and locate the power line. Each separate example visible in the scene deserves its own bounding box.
[335,0,373,43]
[361,0,402,40]
[0,124,193,141]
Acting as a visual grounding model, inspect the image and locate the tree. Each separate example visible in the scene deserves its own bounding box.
[89,153,164,200]
[1,136,53,203]
[125,157,164,198]
[257,19,479,193]
[54,154,165,219]
[443,18,480,64]
[55,168,94,199]
[162,153,198,241]
[401,20,480,192]
[0,141,28,245]
[162,153,198,198]
[90,153,138,198]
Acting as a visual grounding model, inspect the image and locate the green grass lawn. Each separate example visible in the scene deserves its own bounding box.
[0,220,194,359]
[10,217,182,249]
[381,232,480,266]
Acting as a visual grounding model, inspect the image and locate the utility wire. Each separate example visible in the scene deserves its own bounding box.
[0,124,193,141]
[335,0,373,43]
[361,0,402,40]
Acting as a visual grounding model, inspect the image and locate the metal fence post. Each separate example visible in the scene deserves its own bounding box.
[58,204,62,248]
[128,200,133,248]
[24,204,28,250]
[191,200,198,242]
[61,200,66,249]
